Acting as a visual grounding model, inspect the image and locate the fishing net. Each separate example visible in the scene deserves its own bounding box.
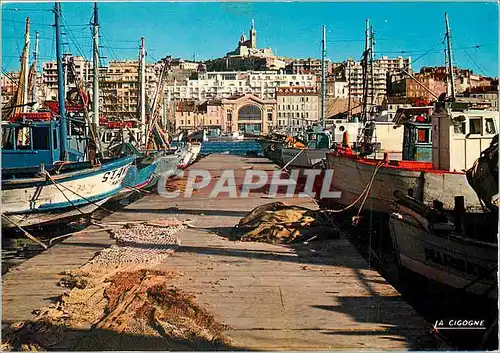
[230,202,340,244]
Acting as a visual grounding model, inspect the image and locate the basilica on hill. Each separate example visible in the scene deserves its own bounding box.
[226,20,275,58]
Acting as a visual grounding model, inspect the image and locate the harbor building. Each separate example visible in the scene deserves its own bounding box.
[172,94,277,134]
[276,86,320,131]
[173,99,224,133]
[221,94,277,134]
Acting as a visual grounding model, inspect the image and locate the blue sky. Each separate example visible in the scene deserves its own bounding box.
[2,2,499,77]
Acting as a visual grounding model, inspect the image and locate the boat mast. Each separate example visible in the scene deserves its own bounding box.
[347,59,352,121]
[31,31,39,105]
[22,18,30,113]
[139,37,146,145]
[321,25,326,128]
[361,19,370,123]
[92,2,100,136]
[370,25,375,109]
[444,12,455,100]
[55,2,68,160]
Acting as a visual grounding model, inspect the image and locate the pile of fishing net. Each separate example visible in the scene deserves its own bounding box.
[230,202,340,244]
[1,269,231,351]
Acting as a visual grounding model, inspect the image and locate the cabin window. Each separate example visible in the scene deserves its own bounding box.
[454,122,466,134]
[2,128,15,150]
[53,129,58,149]
[416,128,430,143]
[15,127,31,150]
[469,118,482,135]
[485,118,496,134]
[32,127,50,150]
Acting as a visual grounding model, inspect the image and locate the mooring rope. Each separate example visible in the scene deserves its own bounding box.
[326,160,385,224]
[280,148,306,171]
[41,171,112,214]
[2,214,49,249]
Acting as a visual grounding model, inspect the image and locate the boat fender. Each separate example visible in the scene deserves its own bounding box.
[342,131,350,148]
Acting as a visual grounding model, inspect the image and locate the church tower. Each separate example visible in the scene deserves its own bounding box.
[249,19,257,49]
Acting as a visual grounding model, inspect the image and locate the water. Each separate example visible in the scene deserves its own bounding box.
[174,139,262,156]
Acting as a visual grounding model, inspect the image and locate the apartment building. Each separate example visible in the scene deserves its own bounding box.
[284,58,332,75]
[342,56,411,103]
[276,86,320,131]
[173,99,224,132]
[1,72,20,105]
[165,71,318,101]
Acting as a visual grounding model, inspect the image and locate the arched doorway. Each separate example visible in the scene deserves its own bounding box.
[238,105,262,134]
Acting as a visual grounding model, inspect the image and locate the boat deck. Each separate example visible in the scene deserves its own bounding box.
[2,154,443,350]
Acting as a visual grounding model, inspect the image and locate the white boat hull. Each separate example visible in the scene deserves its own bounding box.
[2,156,134,227]
[281,148,329,168]
[326,154,483,214]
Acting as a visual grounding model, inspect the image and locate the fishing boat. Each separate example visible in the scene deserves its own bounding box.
[325,105,498,216]
[1,4,135,229]
[281,127,333,168]
[106,143,160,199]
[323,14,499,220]
[1,114,135,229]
[389,136,498,298]
[178,142,201,169]
[257,132,287,164]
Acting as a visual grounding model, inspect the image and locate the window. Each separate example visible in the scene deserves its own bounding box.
[485,118,496,134]
[469,118,482,135]
[32,127,50,150]
[454,122,466,134]
[53,129,58,149]
[416,128,430,143]
[15,128,30,150]
[267,112,273,121]
[180,120,184,125]
[238,105,262,121]
[187,120,191,125]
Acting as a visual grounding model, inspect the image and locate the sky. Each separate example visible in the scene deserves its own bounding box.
[2,1,499,77]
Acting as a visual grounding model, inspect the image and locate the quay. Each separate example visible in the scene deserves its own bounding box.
[2,154,442,350]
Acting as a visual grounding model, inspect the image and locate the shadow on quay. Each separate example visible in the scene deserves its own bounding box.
[1,321,244,351]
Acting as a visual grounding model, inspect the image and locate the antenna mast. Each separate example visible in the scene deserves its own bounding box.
[445,12,455,100]
[32,31,39,105]
[321,25,326,128]
[55,3,68,160]
[139,37,146,145]
[92,2,100,131]
[22,18,30,113]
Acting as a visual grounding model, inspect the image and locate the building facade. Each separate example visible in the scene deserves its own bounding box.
[165,71,317,101]
[338,56,412,103]
[276,86,320,131]
[221,94,277,134]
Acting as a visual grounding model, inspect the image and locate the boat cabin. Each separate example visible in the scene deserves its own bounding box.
[432,106,498,171]
[306,130,332,149]
[393,106,434,162]
[2,113,84,169]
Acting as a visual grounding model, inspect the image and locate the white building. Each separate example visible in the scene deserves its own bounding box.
[276,86,320,131]
[343,56,411,103]
[165,71,318,101]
